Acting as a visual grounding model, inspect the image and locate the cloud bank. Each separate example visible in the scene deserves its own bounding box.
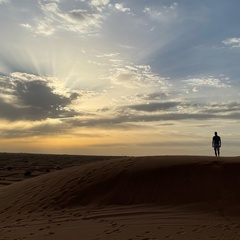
[0,73,79,121]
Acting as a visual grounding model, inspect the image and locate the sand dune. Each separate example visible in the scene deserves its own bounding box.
[0,153,118,187]
[1,154,240,239]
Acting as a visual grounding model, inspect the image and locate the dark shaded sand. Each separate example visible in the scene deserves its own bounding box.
[0,153,119,187]
[1,154,240,239]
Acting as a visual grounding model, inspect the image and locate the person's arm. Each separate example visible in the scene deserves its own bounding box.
[212,137,214,147]
[219,137,221,147]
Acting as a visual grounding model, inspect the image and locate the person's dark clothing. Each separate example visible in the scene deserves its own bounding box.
[212,134,221,157]
[212,135,221,146]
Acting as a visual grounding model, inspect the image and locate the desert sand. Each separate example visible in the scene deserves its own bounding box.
[1,153,240,240]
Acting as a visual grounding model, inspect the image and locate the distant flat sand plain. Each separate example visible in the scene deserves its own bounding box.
[1,153,240,240]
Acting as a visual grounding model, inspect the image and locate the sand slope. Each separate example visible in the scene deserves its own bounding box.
[1,155,240,239]
[0,153,118,187]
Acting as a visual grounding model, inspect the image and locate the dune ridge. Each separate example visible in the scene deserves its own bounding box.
[1,156,240,216]
[2,155,240,240]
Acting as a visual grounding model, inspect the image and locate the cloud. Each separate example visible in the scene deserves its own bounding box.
[114,3,130,12]
[0,119,67,138]
[0,73,80,121]
[143,2,178,22]
[110,64,170,90]
[90,0,110,7]
[202,101,240,114]
[65,97,240,129]
[0,0,9,4]
[127,101,180,112]
[90,0,110,12]
[222,38,240,48]
[66,9,104,34]
[21,0,106,36]
[134,92,169,101]
[66,112,220,129]
[183,76,231,89]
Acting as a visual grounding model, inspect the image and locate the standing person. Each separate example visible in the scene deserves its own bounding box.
[212,132,221,157]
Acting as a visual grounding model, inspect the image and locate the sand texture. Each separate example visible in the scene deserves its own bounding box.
[1,153,240,239]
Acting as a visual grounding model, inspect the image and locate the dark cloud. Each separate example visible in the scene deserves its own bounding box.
[128,101,180,112]
[202,102,240,114]
[0,99,24,121]
[156,123,175,126]
[68,10,93,21]
[15,80,72,110]
[66,108,240,129]
[134,92,168,101]
[66,112,212,128]
[144,92,169,101]
[3,108,238,138]
[0,73,80,121]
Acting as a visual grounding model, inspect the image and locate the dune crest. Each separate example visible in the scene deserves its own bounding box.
[1,156,240,216]
[2,155,240,240]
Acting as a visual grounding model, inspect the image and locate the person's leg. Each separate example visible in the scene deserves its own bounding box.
[214,147,217,156]
[218,147,220,156]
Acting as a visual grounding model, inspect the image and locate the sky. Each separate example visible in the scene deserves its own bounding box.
[0,0,240,156]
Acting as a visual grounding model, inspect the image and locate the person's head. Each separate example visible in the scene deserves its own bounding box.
[215,132,218,136]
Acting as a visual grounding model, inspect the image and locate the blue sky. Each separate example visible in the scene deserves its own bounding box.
[0,0,240,156]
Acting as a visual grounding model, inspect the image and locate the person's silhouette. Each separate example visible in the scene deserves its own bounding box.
[212,132,221,157]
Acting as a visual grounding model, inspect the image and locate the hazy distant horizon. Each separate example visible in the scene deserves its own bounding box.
[0,0,240,157]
